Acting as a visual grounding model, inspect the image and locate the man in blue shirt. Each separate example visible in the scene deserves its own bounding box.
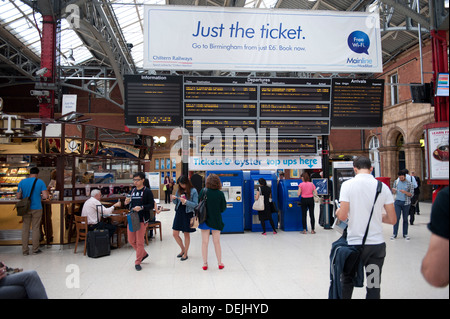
[17,167,49,255]
[391,170,414,240]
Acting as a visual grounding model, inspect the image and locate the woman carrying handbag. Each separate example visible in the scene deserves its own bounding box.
[254,178,277,236]
[199,174,227,271]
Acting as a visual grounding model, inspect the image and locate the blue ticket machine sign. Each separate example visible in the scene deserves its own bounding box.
[206,171,244,233]
[278,179,303,231]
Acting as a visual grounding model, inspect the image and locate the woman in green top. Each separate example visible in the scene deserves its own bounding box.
[199,174,227,270]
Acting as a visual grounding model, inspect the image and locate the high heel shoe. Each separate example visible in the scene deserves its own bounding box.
[202,263,208,271]
[218,263,225,270]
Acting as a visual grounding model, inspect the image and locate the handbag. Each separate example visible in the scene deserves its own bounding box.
[194,188,208,224]
[190,215,199,228]
[127,211,141,232]
[252,187,265,211]
[15,178,38,216]
[343,181,383,276]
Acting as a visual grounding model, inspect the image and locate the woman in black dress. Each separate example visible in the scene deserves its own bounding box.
[171,176,198,261]
[255,178,277,235]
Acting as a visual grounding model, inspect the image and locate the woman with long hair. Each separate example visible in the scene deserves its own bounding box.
[171,175,198,261]
[199,174,227,270]
[297,172,318,234]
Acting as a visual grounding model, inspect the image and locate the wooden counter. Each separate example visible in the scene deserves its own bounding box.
[0,196,127,246]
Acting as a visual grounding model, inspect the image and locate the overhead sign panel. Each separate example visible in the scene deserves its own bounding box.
[124,75,183,127]
[144,6,382,73]
[331,78,384,128]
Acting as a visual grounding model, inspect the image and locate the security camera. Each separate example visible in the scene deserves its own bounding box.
[35,68,48,76]
[30,90,50,97]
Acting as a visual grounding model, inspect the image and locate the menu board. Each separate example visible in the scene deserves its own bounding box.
[124,75,182,127]
[331,78,384,128]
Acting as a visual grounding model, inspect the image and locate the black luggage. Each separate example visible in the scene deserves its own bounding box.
[87,205,110,258]
[87,229,110,258]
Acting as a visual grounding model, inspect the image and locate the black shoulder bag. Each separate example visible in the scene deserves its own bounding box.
[343,181,383,276]
[15,178,38,216]
[194,188,208,224]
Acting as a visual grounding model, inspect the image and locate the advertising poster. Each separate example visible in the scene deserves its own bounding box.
[144,6,382,73]
[426,127,449,180]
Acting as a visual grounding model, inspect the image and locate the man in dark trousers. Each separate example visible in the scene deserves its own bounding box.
[409,171,421,225]
[335,156,397,299]
[16,167,49,255]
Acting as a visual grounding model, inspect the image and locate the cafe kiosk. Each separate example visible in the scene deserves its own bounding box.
[205,170,244,233]
[278,179,303,231]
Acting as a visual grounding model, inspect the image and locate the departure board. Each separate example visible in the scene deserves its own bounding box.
[184,77,332,137]
[260,120,330,135]
[124,75,182,127]
[260,86,331,101]
[185,103,257,117]
[184,119,257,134]
[196,136,317,155]
[331,78,384,128]
[185,85,257,101]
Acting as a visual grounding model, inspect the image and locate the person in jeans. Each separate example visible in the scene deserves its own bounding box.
[297,172,318,234]
[16,167,49,256]
[0,261,48,299]
[125,172,156,271]
[391,170,414,240]
[336,156,396,299]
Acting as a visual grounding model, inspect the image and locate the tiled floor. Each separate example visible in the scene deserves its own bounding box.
[0,202,448,299]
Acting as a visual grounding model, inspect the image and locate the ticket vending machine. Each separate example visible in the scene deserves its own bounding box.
[243,171,252,230]
[278,179,303,231]
[205,171,244,233]
[249,171,278,232]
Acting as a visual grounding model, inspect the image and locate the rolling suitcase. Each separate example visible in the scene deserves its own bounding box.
[87,205,110,258]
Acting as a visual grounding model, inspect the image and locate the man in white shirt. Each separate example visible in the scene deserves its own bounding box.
[81,189,121,247]
[336,156,397,299]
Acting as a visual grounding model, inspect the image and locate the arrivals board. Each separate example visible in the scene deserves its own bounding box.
[124,75,183,127]
[331,78,384,128]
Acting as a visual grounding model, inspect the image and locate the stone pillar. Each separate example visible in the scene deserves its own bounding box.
[379,146,397,187]
[404,143,423,176]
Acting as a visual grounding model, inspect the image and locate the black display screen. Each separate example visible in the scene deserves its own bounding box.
[124,75,182,127]
[331,78,384,128]
[196,136,317,155]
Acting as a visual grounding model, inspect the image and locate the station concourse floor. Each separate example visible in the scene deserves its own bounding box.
[0,201,448,300]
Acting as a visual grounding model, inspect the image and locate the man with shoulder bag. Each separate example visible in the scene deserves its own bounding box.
[335,156,397,299]
[16,167,49,256]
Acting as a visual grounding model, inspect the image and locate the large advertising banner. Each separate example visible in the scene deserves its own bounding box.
[144,5,382,73]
